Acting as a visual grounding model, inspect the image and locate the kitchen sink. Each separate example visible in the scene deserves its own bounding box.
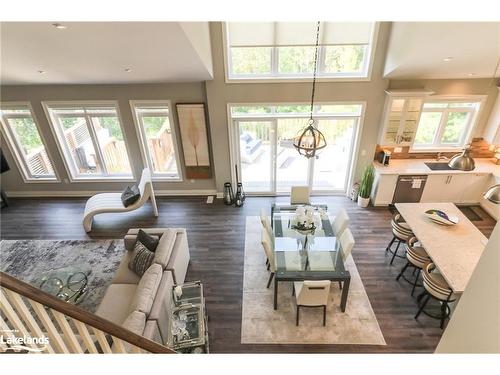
[425,162,454,171]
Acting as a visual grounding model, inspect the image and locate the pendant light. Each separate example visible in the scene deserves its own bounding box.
[293,21,327,158]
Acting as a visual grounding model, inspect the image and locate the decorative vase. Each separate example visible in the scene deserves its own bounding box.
[357,196,370,208]
[223,182,234,205]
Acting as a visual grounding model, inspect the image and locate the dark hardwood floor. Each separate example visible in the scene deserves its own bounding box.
[0,196,495,353]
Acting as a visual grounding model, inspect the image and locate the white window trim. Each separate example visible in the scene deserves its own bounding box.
[0,101,60,183]
[409,95,487,153]
[226,101,366,196]
[222,23,379,83]
[129,100,183,182]
[42,100,135,183]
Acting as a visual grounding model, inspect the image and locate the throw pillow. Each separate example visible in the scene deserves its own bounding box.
[128,242,155,276]
[136,229,160,252]
[121,185,140,207]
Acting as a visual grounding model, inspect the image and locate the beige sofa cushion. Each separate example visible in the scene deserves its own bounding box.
[122,310,146,335]
[112,250,141,284]
[95,284,137,325]
[148,271,174,343]
[143,320,163,345]
[153,229,176,268]
[129,263,163,315]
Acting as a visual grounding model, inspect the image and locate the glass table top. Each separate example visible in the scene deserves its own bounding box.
[272,204,348,279]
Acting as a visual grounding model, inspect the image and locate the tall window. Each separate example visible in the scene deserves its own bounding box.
[413,101,482,150]
[225,22,376,80]
[0,103,57,181]
[131,102,182,180]
[44,102,132,180]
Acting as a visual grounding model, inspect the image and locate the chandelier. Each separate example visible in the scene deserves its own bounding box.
[293,21,327,158]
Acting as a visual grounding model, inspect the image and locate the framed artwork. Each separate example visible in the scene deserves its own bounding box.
[176,103,212,179]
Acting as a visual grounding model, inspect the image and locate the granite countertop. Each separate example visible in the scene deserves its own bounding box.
[373,158,500,178]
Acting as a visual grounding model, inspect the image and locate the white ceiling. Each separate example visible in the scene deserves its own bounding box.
[384,22,500,79]
[0,22,213,85]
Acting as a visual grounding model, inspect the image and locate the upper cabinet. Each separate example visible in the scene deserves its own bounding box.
[483,87,500,146]
[379,89,434,146]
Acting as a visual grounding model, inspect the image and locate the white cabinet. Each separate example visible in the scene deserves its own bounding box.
[370,172,398,206]
[483,87,500,145]
[421,173,489,204]
[379,90,433,146]
[480,174,500,220]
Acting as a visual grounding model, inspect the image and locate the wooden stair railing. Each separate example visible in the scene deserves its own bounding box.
[0,272,175,354]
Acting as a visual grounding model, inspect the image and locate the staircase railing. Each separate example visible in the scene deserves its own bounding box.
[0,272,175,354]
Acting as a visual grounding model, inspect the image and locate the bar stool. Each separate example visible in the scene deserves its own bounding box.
[386,213,414,265]
[415,262,457,329]
[396,236,431,296]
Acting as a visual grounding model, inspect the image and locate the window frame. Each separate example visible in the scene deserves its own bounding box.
[42,100,135,182]
[410,96,486,152]
[0,101,59,183]
[129,100,183,181]
[223,22,379,83]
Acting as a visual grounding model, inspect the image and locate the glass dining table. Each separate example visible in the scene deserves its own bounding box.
[271,204,351,312]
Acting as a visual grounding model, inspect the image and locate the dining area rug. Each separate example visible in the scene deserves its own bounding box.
[241,216,386,345]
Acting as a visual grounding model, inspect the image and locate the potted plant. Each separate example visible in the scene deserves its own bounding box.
[358,165,374,208]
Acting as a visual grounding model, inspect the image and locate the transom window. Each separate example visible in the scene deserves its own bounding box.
[412,101,482,150]
[225,22,376,80]
[44,102,133,180]
[130,101,182,180]
[0,103,57,181]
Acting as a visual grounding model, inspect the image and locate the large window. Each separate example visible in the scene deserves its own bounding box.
[130,101,182,180]
[412,101,482,150]
[44,102,132,180]
[225,22,376,80]
[0,103,57,181]
[230,104,362,194]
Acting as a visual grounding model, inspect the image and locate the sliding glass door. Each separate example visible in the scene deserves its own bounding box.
[232,104,361,195]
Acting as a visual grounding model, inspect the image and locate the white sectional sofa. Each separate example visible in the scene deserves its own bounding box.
[96,228,190,347]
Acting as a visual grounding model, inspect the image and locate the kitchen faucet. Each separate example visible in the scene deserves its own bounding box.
[436,152,449,162]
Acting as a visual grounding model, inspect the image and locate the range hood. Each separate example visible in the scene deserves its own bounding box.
[448,145,475,171]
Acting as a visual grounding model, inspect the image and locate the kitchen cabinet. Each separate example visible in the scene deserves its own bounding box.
[379,90,433,146]
[370,172,398,206]
[421,173,489,204]
[483,87,500,146]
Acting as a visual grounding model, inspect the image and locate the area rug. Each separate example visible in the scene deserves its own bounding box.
[0,239,125,313]
[241,216,386,345]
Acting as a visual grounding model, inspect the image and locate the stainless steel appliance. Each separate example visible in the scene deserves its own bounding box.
[392,175,428,203]
[378,150,391,166]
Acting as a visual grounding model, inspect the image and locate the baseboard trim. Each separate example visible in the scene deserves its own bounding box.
[6,189,218,198]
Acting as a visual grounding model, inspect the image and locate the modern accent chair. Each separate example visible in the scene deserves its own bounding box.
[290,186,310,205]
[332,208,350,237]
[293,280,331,326]
[83,168,158,232]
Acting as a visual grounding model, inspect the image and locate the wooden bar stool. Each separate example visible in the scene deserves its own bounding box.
[396,236,431,296]
[415,262,457,329]
[386,213,414,264]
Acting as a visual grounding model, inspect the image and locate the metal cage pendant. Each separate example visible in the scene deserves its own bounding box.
[293,119,327,158]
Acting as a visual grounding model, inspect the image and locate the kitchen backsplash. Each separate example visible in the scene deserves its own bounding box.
[374,138,495,160]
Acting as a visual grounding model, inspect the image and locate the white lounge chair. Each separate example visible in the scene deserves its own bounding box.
[83,168,158,232]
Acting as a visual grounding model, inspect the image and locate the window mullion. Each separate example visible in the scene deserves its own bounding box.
[434,109,449,147]
[85,114,108,176]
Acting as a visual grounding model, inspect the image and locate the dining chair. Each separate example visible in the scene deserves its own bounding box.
[415,262,457,329]
[386,213,414,265]
[261,227,276,288]
[339,228,355,262]
[332,208,350,237]
[290,186,310,205]
[293,280,331,326]
[260,208,273,238]
[396,236,431,296]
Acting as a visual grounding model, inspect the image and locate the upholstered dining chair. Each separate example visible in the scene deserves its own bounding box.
[260,208,273,238]
[293,280,331,326]
[332,208,350,237]
[339,228,355,262]
[261,227,276,288]
[290,186,311,205]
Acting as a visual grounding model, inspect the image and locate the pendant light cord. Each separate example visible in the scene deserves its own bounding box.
[309,21,321,121]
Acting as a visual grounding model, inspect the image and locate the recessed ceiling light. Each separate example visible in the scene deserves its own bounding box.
[124,68,133,73]
[443,57,453,62]
[37,70,46,74]
[52,23,67,29]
